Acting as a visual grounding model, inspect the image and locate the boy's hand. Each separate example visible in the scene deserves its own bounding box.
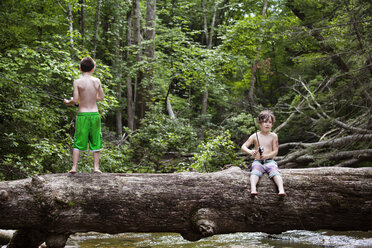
[250,150,258,157]
[251,149,265,160]
[63,97,74,105]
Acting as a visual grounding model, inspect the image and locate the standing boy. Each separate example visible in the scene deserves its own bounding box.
[241,110,286,196]
[64,57,105,174]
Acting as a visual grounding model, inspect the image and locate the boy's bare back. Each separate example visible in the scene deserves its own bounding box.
[73,75,104,112]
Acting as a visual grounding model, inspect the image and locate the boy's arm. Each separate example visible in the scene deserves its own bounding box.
[241,135,258,157]
[96,79,104,101]
[63,81,79,105]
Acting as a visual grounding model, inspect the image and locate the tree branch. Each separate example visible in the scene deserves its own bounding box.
[279,134,372,150]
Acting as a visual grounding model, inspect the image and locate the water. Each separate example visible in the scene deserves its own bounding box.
[65,230,372,248]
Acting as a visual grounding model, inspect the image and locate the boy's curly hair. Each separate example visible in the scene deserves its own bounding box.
[257,110,276,124]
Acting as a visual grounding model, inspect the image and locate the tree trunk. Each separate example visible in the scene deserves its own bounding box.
[68,3,74,48]
[207,0,219,49]
[133,0,144,125]
[114,2,123,138]
[125,8,135,131]
[0,230,14,245]
[166,97,176,119]
[201,0,220,116]
[79,0,85,44]
[345,3,372,75]
[145,0,156,60]
[201,87,208,115]
[92,0,102,58]
[115,79,122,137]
[143,0,156,114]
[202,0,209,46]
[248,0,268,105]
[1,167,371,247]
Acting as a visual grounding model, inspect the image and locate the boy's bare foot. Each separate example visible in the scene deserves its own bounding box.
[278,192,286,197]
[94,170,102,174]
[251,191,258,196]
[68,170,77,174]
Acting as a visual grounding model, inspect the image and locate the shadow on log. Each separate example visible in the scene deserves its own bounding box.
[0,167,371,247]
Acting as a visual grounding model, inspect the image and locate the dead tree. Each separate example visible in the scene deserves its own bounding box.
[0,167,371,248]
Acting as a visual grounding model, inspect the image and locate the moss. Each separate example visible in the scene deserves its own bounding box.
[327,196,349,212]
[53,197,76,209]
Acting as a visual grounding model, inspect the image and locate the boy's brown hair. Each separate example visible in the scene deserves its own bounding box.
[80,57,95,72]
[257,110,276,124]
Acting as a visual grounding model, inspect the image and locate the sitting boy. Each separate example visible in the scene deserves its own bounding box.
[241,110,286,196]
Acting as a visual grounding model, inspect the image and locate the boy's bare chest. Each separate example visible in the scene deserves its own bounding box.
[257,134,273,148]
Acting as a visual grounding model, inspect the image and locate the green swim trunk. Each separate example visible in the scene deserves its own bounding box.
[73,112,102,152]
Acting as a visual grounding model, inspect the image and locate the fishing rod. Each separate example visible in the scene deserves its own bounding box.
[0,74,78,106]
[0,74,64,101]
[236,63,263,156]
[247,101,263,156]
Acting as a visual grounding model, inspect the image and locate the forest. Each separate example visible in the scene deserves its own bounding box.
[0,0,371,180]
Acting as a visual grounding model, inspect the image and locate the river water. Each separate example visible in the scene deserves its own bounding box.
[65,230,372,248]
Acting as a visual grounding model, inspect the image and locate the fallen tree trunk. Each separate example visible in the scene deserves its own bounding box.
[0,230,14,245]
[0,167,371,247]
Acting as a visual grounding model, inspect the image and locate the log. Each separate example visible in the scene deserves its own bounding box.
[0,167,371,248]
[0,230,14,245]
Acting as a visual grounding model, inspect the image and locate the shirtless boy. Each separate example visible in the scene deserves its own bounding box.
[64,57,105,174]
[241,110,285,196]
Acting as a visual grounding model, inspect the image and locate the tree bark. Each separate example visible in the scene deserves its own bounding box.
[277,134,372,167]
[207,0,219,49]
[133,0,144,125]
[145,0,156,60]
[92,0,102,58]
[79,0,85,44]
[0,167,371,247]
[0,230,14,245]
[279,134,372,151]
[201,0,221,116]
[344,3,372,75]
[125,8,135,131]
[114,1,123,138]
[201,86,208,115]
[166,97,176,119]
[142,0,156,114]
[248,0,269,106]
[202,0,209,46]
[68,3,74,48]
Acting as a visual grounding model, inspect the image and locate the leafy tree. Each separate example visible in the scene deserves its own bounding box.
[1,0,371,181]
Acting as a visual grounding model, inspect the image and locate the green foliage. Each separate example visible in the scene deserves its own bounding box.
[124,109,199,172]
[222,113,256,145]
[1,0,371,180]
[0,36,116,179]
[99,144,135,173]
[191,130,241,172]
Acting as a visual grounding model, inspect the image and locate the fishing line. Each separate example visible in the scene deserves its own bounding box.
[247,100,263,156]
[0,74,65,102]
[0,74,78,107]
[236,63,263,156]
